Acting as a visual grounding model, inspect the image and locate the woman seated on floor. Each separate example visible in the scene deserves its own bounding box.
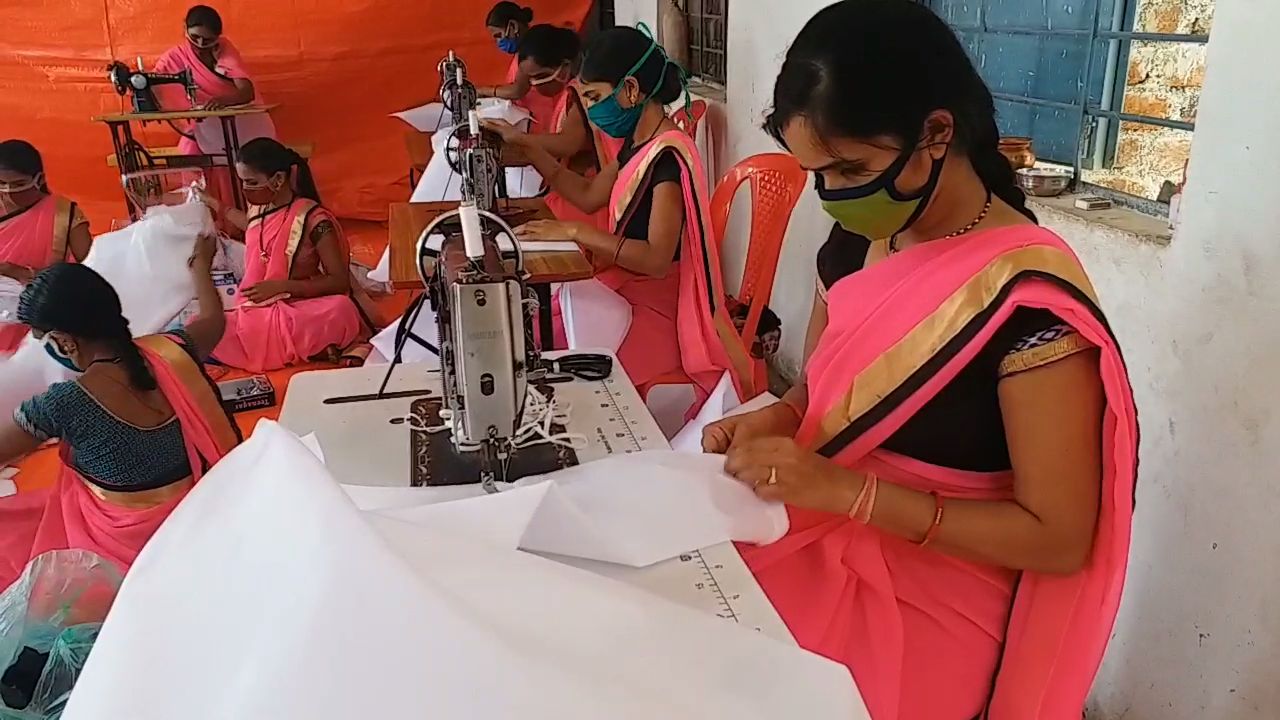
[485,24,623,229]
[511,25,751,406]
[0,140,92,354]
[0,239,239,589]
[704,2,1139,718]
[154,4,277,156]
[476,3,558,132]
[211,138,367,372]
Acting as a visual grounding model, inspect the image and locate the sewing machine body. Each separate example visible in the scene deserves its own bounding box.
[108,60,197,114]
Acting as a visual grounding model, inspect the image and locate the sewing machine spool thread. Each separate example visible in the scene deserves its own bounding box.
[458,201,486,260]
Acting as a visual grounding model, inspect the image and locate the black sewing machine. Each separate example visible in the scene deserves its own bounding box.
[108,60,197,114]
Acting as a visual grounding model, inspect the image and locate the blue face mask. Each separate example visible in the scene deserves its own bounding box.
[43,336,83,373]
[585,23,687,140]
[497,36,519,54]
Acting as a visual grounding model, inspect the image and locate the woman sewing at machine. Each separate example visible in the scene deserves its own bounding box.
[0,240,239,588]
[0,140,92,354]
[211,138,368,372]
[702,2,1139,717]
[486,24,622,229]
[511,25,751,407]
[476,3,558,133]
[154,4,277,156]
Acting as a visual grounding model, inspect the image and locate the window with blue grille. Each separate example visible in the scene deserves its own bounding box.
[925,0,1210,201]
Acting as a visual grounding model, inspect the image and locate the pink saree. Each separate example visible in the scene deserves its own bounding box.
[0,335,241,589]
[154,39,277,155]
[596,129,753,404]
[213,199,364,372]
[0,195,78,353]
[741,226,1138,719]
[542,88,621,231]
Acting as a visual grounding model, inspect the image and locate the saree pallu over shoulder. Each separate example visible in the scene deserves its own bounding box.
[0,334,239,587]
[747,225,1138,720]
[605,129,755,403]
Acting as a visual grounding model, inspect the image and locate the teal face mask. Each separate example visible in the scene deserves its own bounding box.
[43,335,83,373]
[585,23,688,139]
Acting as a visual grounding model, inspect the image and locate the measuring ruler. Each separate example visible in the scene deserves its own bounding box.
[550,375,794,643]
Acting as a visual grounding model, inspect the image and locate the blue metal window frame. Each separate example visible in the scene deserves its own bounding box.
[927,0,1208,180]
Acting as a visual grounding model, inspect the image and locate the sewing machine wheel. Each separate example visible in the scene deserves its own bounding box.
[443,126,505,174]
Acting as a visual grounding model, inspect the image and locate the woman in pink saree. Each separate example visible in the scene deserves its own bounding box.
[212,138,367,372]
[512,26,753,404]
[153,5,277,156]
[0,141,92,353]
[704,3,1138,718]
[0,247,239,589]
[484,25,624,231]
[477,3,560,133]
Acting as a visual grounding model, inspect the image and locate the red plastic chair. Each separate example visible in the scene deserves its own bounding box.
[671,99,708,141]
[640,153,808,410]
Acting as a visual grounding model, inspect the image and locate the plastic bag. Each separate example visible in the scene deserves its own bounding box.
[0,551,120,719]
[0,278,21,327]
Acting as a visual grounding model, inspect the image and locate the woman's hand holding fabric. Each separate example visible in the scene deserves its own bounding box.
[0,263,33,284]
[702,402,802,454]
[724,437,864,516]
[481,119,526,145]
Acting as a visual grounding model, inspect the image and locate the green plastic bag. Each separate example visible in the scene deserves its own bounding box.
[0,551,121,719]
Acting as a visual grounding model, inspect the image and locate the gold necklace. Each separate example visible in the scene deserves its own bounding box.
[889,193,992,254]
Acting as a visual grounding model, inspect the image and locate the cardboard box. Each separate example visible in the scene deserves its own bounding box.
[217,375,276,414]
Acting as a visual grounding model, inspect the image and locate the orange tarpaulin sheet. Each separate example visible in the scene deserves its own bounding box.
[0,0,591,230]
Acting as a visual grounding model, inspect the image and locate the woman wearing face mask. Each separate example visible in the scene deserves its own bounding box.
[513,25,752,405]
[485,24,623,230]
[154,4,277,156]
[703,2,1138,718]
[0,140,92,354]
[211,138,368,372]
[476,3,558,134]
[0,242,238,588]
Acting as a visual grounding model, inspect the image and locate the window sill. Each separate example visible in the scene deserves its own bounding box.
[686,79,727,104]
[1027,193,1172,247]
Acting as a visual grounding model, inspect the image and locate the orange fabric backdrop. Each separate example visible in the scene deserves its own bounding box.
[0,0,591,230]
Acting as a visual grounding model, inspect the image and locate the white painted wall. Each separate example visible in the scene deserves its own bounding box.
[614,0,1280,716]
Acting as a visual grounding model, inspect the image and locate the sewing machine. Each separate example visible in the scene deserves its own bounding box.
[108,59,197,114]
[439,51,478,129]
[413,105,545,490]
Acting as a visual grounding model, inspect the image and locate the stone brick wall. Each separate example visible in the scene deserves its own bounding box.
[1083,0,1213,200]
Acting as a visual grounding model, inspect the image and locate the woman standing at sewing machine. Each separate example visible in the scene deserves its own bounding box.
[0,240,239,588]
[476,3,559,134]
[702,2,1139,717]
[154,4,277,156]
[211,138,367,372]
[0,140,92,354]
[512,25,751,407]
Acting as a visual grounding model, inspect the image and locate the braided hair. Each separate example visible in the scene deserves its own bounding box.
[17,263,157,391]
[238,137,320,203]
[764,0,1036,223]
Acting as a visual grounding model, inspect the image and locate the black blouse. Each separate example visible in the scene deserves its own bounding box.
[816,224,1090,472]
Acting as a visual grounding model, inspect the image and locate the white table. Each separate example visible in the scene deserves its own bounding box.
[278,358,793,641]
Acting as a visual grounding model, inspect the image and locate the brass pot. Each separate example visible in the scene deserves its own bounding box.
[998,137,1036,170]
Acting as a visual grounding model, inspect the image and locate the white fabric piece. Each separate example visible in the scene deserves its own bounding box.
[670,373,781,454]
[65,423,859,720]
[391,98,531,133]
[368,303,440,368]
[0,202,212,420]
[560,279,632,353]
[519,451,788,567]
[0,479,14,498]
[367,246,392,283]
[409,102,542,203]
